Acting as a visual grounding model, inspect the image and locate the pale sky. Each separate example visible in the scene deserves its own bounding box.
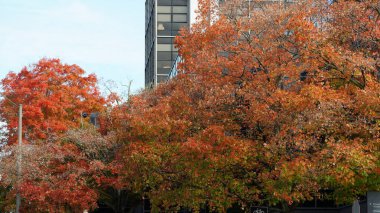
[0,0,145,94]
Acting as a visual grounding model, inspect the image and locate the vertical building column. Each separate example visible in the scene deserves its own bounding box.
[154,0,158,86]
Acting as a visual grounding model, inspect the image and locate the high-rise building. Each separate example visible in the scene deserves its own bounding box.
[145,0,198,88]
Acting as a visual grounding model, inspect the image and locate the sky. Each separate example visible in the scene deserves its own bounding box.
[0,0,145,94]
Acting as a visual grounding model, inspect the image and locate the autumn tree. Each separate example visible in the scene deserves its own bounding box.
[0,58,105,144]
[0,127,119,212]
[0,59,116,212]
[110,0,379,211]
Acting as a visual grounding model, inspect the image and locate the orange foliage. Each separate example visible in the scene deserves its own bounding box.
[111,0,379,211]
[0,58,105,144]
[1,0,379,211]
[0,59,112,212]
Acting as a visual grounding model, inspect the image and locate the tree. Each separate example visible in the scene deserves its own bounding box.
[0,59,114,212]
[0,128,117,212]
[0,58,105,144]
[111,0,379,211]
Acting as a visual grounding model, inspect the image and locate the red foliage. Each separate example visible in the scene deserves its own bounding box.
[0,58,105,144]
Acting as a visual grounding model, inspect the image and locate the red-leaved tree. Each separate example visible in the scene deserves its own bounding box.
[0,58,105,144]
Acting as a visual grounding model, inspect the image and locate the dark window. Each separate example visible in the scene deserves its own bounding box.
[157,51,172,60]
[158,37,173,44]
[158,68,172,75]
[157,22,172,36]
[158,0,171,6]
[157,61,173,69]
[172,0,188,6]
[157,75,169,83]
[172,23,187,31]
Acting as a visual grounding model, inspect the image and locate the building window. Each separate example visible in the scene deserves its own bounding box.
[157,6,171,13]
[157,61,173,69]
[157,44,172,51]
[157,75,169,83]
[157,22,172,35]
[172,0,187,6]
[158,14,171,22]
[173,14,187,22]
[157,52,172,60]
[173,6,188,13]
[158,37,173,44]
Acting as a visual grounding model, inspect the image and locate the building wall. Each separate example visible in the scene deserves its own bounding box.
[145,0,191,88]
[145,0,156,88]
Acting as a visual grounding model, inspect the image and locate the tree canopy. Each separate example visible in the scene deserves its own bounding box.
[111,0,380,211]
[0,59,112,212]
[0,58,105,144]
[0,0,379,212]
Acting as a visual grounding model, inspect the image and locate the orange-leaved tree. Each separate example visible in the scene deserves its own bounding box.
[111,0,379,211]
[0,58,105,144]
[0,58,111,212]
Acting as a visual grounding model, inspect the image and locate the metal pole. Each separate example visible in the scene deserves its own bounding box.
[80,111,83,128]
[16,104,22,213]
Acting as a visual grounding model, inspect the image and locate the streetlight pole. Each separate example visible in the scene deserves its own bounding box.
[15,104,22,213]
